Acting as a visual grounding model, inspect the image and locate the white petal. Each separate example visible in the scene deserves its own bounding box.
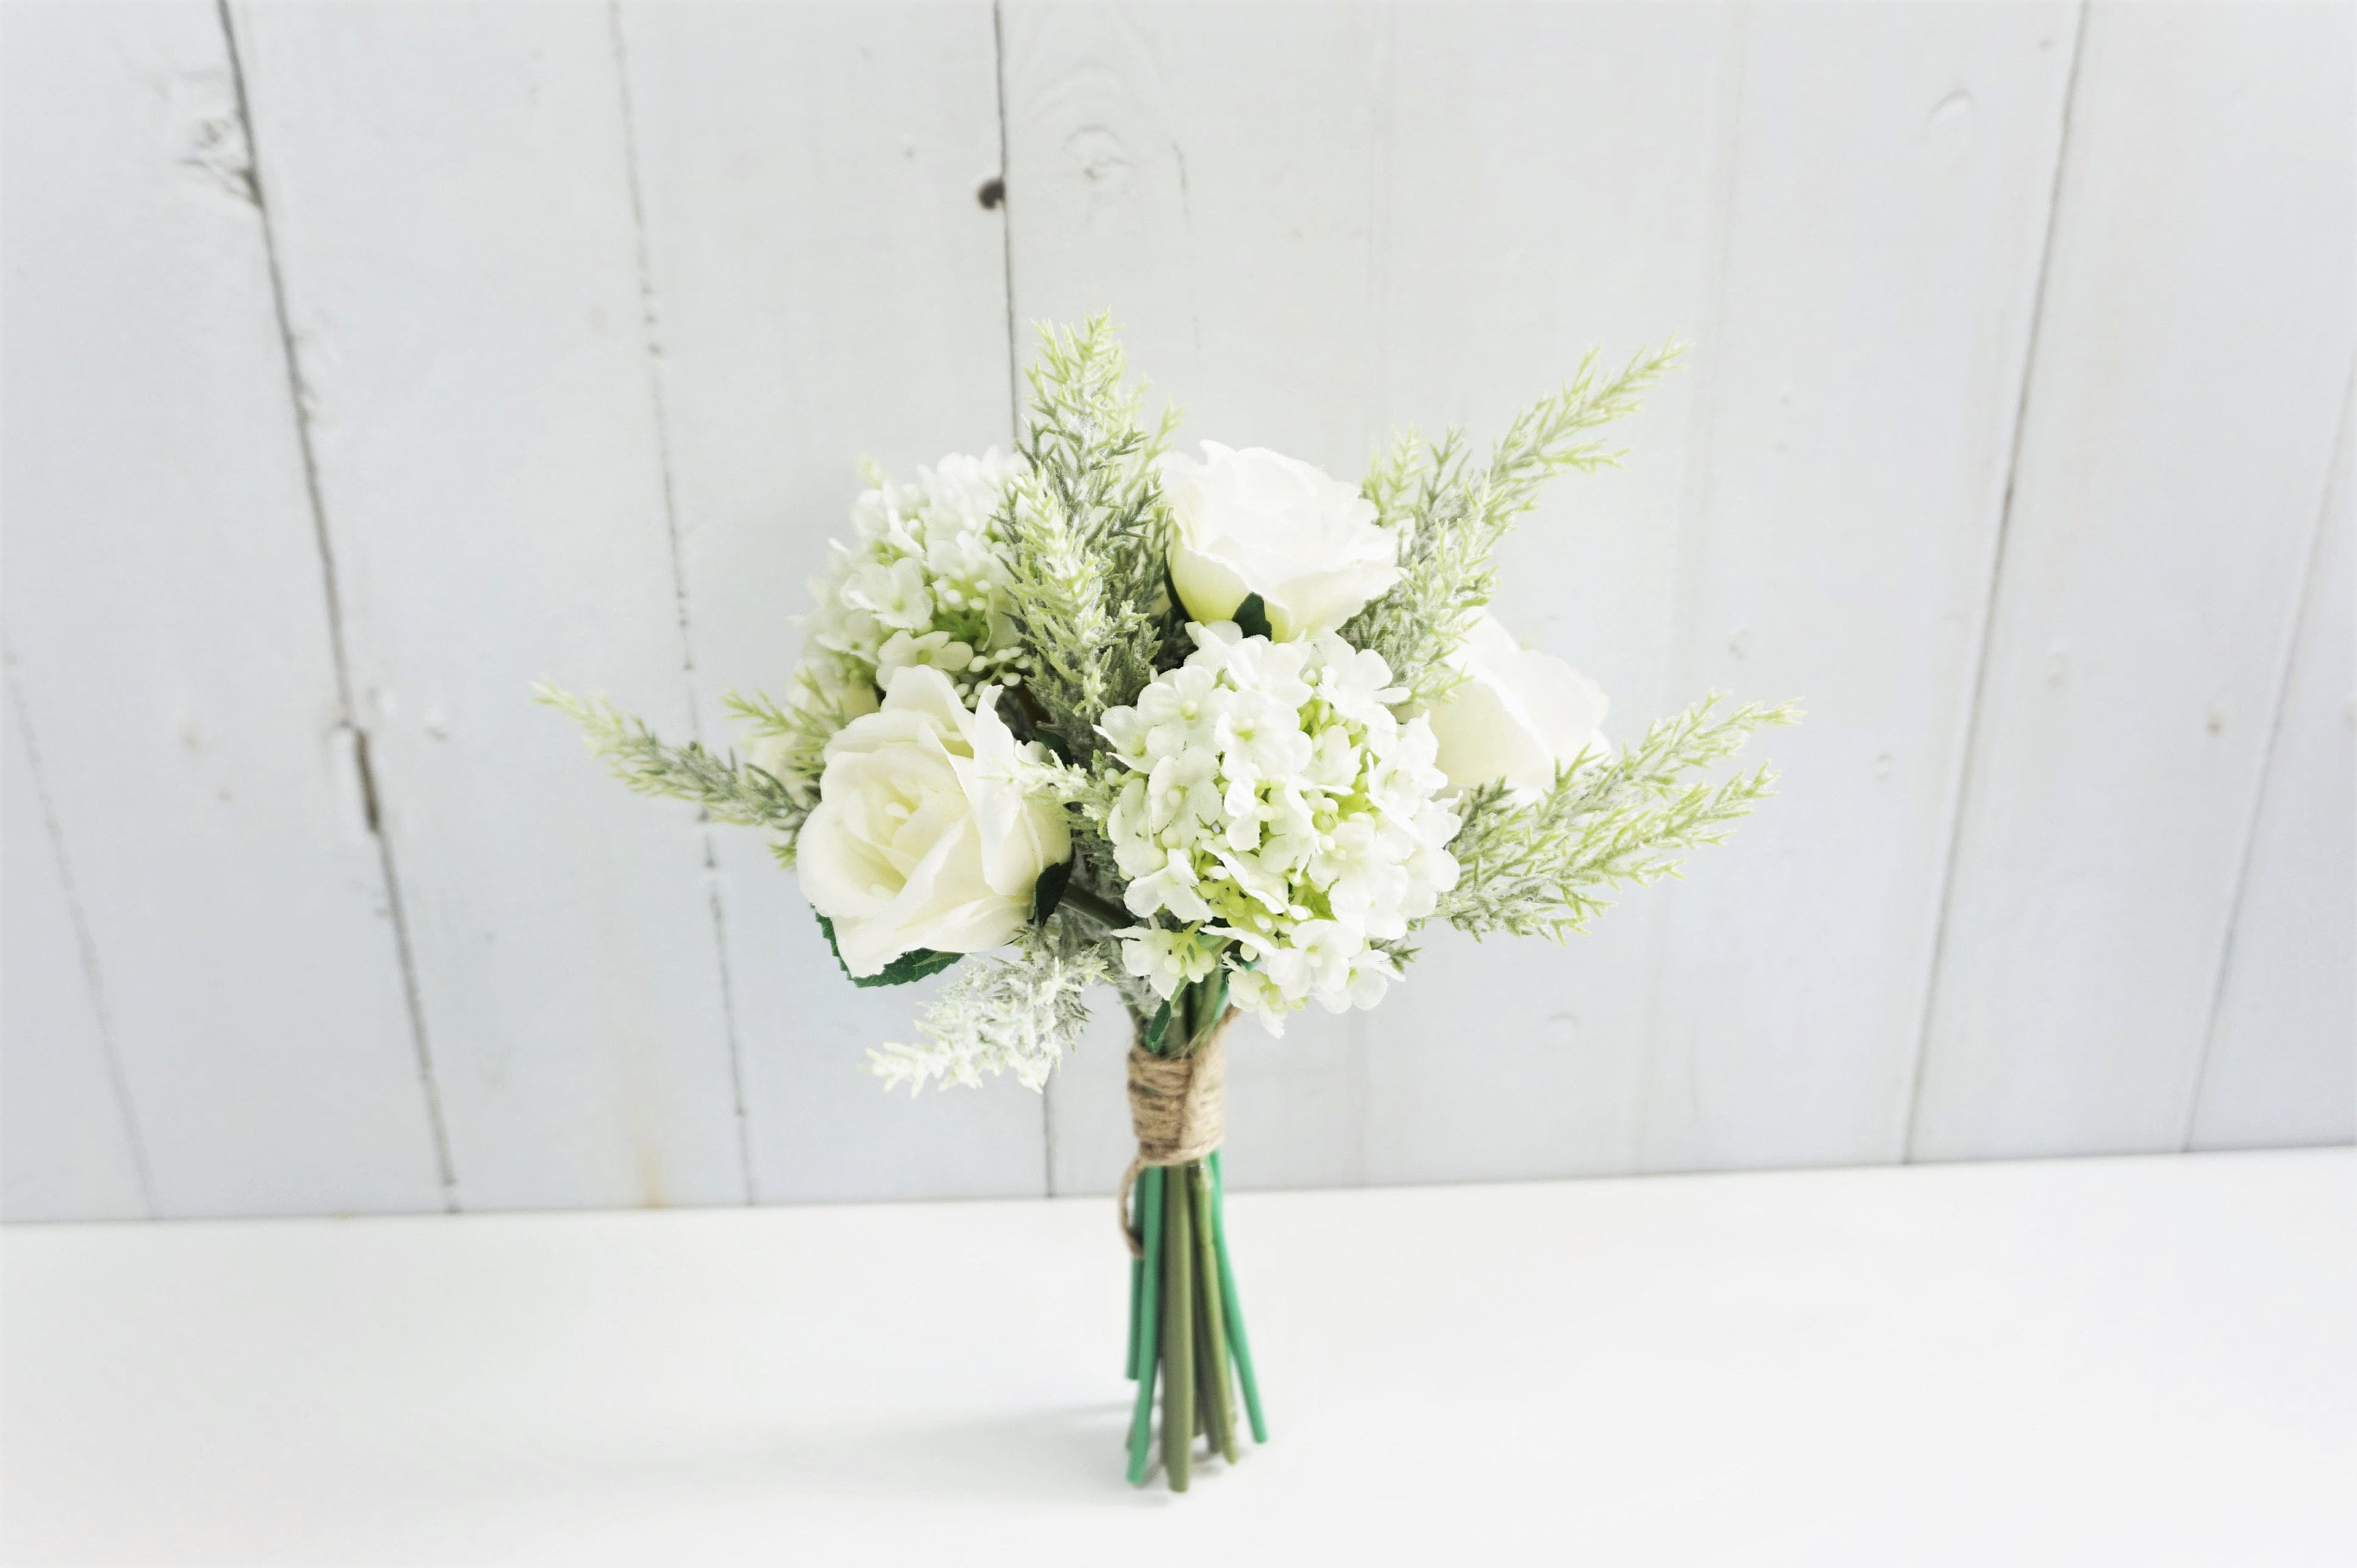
[797,800,888,923]
[1169,540,1252,626]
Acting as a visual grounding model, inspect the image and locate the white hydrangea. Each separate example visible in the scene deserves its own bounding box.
[794,449,1029,722]
[1098,624,1461,1034]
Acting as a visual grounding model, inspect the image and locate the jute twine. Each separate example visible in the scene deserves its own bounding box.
[1115,1022,1229,1258]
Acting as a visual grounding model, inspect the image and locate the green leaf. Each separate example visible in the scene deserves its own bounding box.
[1232,593,1273,641]
[1031,857,1075,927]
[1142,998,1173,1055]
[814,912,962,988]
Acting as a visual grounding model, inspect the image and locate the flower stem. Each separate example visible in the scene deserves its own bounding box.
[1125,1177,1144,1380]
[1160,1159,1195,1491]
[1191,1161,1239,1463]
[1209,1149,1266,1443]
[1124,1165,1164,1486]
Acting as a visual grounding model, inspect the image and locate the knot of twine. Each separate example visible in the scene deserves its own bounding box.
[1116,1027,1228,1258]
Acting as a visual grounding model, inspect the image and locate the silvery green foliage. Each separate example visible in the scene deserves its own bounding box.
[534,684,805,835]
[720,687,838,826]
[1439,695,1798,940]
[867,915,1111,1093]
[1344,346,1681,710]
[992,316,1180,760]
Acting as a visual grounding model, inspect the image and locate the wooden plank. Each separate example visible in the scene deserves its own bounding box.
[1631,4,2077,1173]
[1350,1,1742,1185]
[2,676,148,1222]
[2192,384,2356,1151]
[610,1,1045,1201]
[1005,2,1398,1191]
[1361,3,2080,1181]
[1912,4,2356,1160]
[229,2,745,1209]
[0,0,442,1217]
[1006,2,1722,1195]
[1012,4,2075,1187]
[1001,3,1391,459]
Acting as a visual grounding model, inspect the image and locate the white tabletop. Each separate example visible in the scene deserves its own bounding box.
[3,1149,2349,1566]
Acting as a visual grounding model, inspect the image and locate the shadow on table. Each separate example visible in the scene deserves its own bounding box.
[534,1401,1203,1509]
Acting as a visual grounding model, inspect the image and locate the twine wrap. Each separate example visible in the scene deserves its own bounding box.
[1116,1028,1228,1258]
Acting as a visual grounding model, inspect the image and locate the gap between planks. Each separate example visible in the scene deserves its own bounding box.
[2179,356,2357,1150]
[213,0,458,1209]
[603,0,757,1205]
[1901,0,2090,1165]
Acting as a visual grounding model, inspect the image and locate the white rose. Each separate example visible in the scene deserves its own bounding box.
[797,665,1070,977]
[1425,612,1610,797]
[1161,441,1402,639]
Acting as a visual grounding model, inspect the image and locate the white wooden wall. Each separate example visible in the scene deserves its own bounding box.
[4,1,2349,1222]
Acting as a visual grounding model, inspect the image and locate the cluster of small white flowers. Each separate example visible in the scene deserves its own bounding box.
[794,449,1029,722]
[1098,625,1461,1033]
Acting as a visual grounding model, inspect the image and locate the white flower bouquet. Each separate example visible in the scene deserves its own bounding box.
[547,318,1793,1491]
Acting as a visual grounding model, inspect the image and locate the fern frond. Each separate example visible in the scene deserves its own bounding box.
[1347,344,1683,706]
[1438,694,1797,940]
[537,683,805,837]
[994,315,1176,757]
[867,915,1112,1093]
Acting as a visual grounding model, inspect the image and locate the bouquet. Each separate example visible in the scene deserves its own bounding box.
[546,317,1792,1491]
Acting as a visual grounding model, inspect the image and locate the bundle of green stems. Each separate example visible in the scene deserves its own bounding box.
[1123,971,1266,1489]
